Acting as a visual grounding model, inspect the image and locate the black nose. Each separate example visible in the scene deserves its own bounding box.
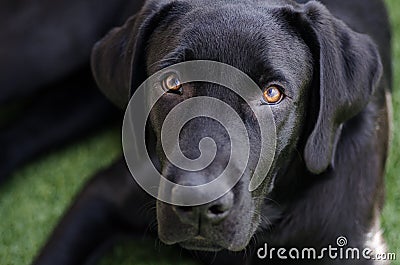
[172,191,234,225]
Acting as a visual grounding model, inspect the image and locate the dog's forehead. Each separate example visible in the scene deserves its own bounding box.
[184,8,307,65]
[147,1,312,88]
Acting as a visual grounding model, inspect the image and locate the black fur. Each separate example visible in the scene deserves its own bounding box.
[1,0,392,264]
[0,0,145,184]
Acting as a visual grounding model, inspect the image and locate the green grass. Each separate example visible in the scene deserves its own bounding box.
[382,0,400,260]
[1,1,400,264]
[0,129,122,265]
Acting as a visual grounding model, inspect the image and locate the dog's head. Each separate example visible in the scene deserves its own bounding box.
[91,0,381,252]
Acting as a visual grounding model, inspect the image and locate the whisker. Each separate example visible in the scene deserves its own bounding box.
[264,196,281,207]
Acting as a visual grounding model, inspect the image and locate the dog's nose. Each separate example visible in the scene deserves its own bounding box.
[172,190,234,225]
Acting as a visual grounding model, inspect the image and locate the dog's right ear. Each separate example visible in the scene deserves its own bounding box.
[91,1,188,108]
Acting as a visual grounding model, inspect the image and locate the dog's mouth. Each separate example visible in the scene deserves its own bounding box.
[179,236,223,251]
[156,176,262,252]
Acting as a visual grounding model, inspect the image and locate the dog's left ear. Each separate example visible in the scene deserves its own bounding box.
[91,0,189,108]
[284,2,383,174]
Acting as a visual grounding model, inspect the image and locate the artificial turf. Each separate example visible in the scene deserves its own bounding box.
[381,0,400,261]
[1,0,399,264]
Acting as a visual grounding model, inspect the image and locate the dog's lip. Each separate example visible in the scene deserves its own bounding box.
[179,236,223,251]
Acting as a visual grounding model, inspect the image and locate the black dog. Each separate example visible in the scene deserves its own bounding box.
[13,0,391,264]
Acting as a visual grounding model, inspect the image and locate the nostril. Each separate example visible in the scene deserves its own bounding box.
[208,204,227,215]
[171,188,234,225]
[173,205,199,226]
[204,191,234,223]
[205,202,232,224]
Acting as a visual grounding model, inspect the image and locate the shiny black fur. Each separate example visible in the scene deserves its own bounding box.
[1,0,391,264]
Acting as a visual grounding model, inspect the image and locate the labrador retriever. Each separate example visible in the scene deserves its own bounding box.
[32,0,392,264]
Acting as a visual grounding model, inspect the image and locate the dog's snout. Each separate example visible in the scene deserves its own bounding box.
[172,191,234,226]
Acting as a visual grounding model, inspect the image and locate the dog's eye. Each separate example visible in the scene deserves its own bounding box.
[262,85,284,105]
[162,74,182,93]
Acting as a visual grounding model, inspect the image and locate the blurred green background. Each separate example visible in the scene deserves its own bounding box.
[0,0,399,264]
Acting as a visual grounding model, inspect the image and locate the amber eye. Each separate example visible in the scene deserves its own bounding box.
[262,85,284,104]
[162,74,182,92]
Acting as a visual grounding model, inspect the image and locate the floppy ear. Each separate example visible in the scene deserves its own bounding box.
[294,2,383,174]
[91,0,187,108]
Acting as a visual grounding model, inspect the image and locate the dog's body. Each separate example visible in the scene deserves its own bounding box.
[0,0,392,264]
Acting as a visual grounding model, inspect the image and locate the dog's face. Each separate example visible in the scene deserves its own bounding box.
[92,0,382,252]
[145,4,313,251]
